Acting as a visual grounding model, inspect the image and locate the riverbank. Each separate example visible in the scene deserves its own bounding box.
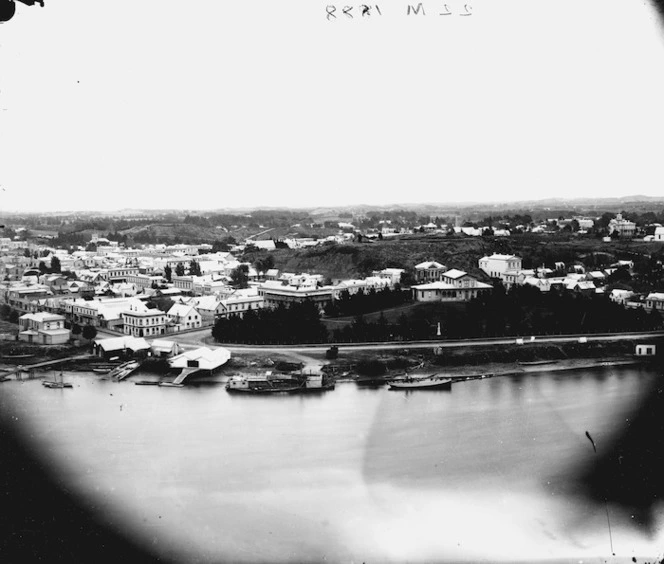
[0,337,658,386]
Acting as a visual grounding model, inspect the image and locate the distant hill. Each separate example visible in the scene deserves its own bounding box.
[4,195,664,217]
[258,236,494,280]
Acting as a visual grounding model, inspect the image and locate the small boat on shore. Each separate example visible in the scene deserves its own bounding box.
[109,360,141,381]
[3,354,34,359]
[134,380,160,386]
[387,373,452,390]
[355,375,387,386]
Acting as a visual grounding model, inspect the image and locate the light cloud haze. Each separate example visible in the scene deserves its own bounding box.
[1,0,664,211]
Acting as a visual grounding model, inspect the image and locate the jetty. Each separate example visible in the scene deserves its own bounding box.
[172,367,200,385]
[0,354,94,379]
[161,347,231,387]
[108,360,142,381]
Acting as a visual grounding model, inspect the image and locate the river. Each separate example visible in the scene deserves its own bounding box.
[1,365,663,563]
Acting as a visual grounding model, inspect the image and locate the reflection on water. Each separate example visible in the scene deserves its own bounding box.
[0,365,663,563]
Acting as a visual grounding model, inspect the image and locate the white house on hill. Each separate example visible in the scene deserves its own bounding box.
[412,270,492,302]
[414,261,447,283]
[478,254,522,279]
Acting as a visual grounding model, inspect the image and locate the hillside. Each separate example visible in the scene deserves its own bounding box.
[257,236,495,280]
[249,233,664,281]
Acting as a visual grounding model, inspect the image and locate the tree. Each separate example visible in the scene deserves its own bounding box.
[38,261,48,275]
[50,255,61,273]
[189,259,202,276]
[164,264,172,282]
[255,255,275,274]
[400,269,417,287]
[71,323,82,337]
[230,264,249,288]
[212,237,236,253]
[82,325,97,340]
[175,263,185,277]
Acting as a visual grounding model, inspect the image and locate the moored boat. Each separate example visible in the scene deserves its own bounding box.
[226,373,304,394]
[42,381,74,388]
[299,373,335,393]
[387,373,452,390]
[517,360,559,366]
[42,371,73,389]
[226,372,335,394]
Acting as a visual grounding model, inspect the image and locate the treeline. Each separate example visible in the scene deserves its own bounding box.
[324,287,410,318]
[212,301,328,345]
[330,287,662,342]
[461,285,661,338]
[331,313,431,342]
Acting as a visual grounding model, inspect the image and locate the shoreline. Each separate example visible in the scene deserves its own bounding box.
[333,356,649,384]
[0,354,652,385]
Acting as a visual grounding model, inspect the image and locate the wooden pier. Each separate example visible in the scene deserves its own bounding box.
[0,355,94,380]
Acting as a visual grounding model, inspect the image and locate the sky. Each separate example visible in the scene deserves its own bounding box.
[1,0,664,212]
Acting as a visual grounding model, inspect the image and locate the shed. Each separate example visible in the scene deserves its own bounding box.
[150,339,184,358]
[93,336,151,360]
[635,344,657,357]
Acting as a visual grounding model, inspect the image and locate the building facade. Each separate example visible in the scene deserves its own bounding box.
[122,309,167,337]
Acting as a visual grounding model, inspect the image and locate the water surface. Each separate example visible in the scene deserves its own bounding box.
[1,365,663,563]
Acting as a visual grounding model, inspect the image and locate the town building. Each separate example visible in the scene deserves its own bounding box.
[258,280,334,310]
[411,270,493,302]
[65,297,147,330]
[92,336,151,360]
[372,268,406,285]
[18,312,70,344]
[608,213,637,237]
[172,276,194,293]
[195,298,224,324]
[479,254,523,279]
[4,285,53,313]
[167,303,203,331]
[644,293,664,311]
[220,293,265,318]
[414,261,447,283]
[122,308,167,337]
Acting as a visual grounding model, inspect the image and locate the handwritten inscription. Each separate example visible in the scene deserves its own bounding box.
[325,2,473,19]
[326,4,382,19]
